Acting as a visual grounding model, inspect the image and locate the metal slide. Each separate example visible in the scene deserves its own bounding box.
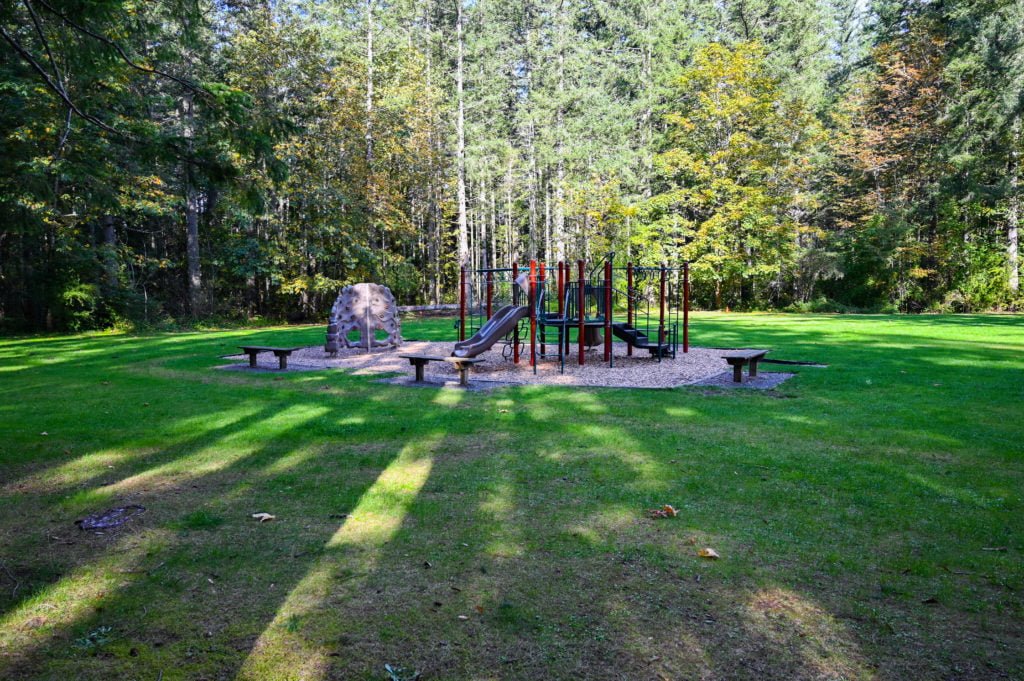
[452,304,530,358]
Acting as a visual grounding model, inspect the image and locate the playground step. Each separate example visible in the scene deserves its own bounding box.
[611,323,670,353]
[611,322,645,339]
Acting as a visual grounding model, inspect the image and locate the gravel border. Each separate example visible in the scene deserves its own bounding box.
[689,371,795,390]
[220,341,791,390]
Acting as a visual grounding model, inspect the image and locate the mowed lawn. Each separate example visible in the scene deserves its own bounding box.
[0,314,1021,680]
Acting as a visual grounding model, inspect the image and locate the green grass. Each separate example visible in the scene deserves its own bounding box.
[0,313,1022,680]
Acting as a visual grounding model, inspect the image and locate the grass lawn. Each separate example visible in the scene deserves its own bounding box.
[1,313,1022,680]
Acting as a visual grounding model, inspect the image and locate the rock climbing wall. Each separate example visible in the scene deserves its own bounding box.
[325,283,402,354]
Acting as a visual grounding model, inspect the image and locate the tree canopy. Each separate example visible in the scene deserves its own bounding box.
[1,0,1021,330]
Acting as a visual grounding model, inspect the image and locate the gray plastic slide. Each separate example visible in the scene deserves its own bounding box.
[452,304,530,358]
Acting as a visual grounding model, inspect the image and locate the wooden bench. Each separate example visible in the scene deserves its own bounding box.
[238,346,304,370]
[398,354,484,386]
[721,349,769,383]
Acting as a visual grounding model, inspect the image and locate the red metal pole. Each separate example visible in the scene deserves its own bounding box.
[530,260,537,367]
[486,269,494,319]
[512,261,519,364]
[539,262,546,356]
[557,261,565,316]
[626,261,634,357]
[603,259,612,363]
[459,264,466,342]
[578,259,585,366]
[683,261,690,353]
[659,262,667,345]
[558,261,568,355]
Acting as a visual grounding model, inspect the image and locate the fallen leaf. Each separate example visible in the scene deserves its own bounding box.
[457,615,469,621]
[698,548,720,560]
[646,504,678,519]
[474,605,484,614]
[40,432,48,436]
[251,513,276,523]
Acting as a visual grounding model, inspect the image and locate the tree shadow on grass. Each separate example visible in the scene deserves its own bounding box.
[0,400,294,621]
[0,374,466,679]
[0,331,384,490]
[260,388,883,680]
[273,380,1019,680]
[1,318,1022,679]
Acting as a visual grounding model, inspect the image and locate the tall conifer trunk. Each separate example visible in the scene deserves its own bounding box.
[456,0,469,264]
[1009,116,1020,293]
[525,19,538,260]
[101,215,117,288]
[490,188,497,269]
[182,94,201,314]
[554,15,566,262]
[506,160,514,262]
[365,0,376,274]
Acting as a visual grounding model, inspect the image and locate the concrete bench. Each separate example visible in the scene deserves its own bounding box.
[721,349,769,383]
[238,346,304,370]
[398,354,484,386]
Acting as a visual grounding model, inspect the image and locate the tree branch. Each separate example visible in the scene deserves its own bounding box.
[22,0,63,89]
[0,25,125,137]
[32,0,210,97]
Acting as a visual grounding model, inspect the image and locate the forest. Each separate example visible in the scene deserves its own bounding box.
[1,0,1021,331]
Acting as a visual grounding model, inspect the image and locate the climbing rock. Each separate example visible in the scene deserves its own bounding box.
[325,283,402,354]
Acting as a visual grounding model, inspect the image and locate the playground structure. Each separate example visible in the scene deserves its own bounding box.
[455,254,689,373]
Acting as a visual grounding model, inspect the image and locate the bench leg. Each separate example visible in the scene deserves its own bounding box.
[414,363,424,382]
[248,352,258,368]
[732,362,743,383]
[749,359,758,377]
[278,354,288,370]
